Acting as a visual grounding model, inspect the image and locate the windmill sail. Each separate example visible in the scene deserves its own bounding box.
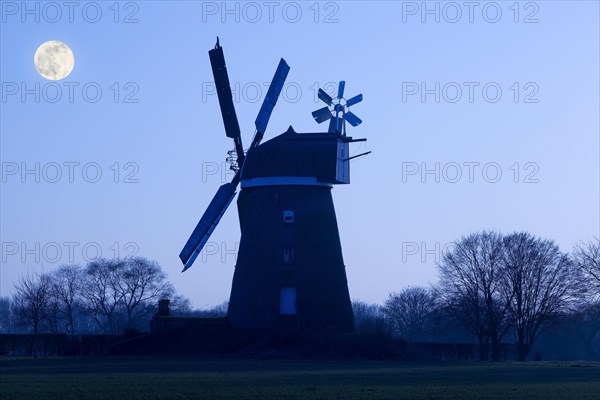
[318,89,333,106]
[343,111,362,127]
[180,40,291,273]
[179,182,237,271]
[209,39,245,165]
[312,107,332,123]
[346,94,363,107]
[251,58,290,149]
[337,81,345,98]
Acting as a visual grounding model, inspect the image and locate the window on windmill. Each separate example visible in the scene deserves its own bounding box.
[283,210,294,223]
[283,247,295,263]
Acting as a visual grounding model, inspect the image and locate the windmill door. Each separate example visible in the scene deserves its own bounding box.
[280,287,296,315]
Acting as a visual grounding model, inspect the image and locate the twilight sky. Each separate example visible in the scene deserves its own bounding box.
[1,1,598,308]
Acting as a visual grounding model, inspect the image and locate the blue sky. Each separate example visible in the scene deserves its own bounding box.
[1,1,599,307]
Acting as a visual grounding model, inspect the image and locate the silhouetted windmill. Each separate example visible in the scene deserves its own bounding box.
[180,39,369,332]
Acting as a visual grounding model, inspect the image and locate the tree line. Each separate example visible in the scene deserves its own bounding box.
[1,231,598,361]
[354,232,599,361]
[1,257,192,336]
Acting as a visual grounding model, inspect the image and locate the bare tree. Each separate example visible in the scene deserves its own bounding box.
[11,272,52,335]
[169,294,193,315]
[79,257,181,334]
[6,257,188,336]
[352,300,387,335]
[116,257,175,329]
[501,232,582,361]
[573,237,600,298]
[565,301,600,359]
[80,259,125,334]
[48,265,83,335]
[0,296,11,333]
[191,301,230,318]
[436,231,510,360]
[384,287,435,342]
[210,301,229,317]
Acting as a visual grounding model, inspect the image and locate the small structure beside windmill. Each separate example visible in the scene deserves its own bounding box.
[179,39,370,333]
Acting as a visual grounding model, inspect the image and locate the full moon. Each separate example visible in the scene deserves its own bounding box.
[34,40,75,81]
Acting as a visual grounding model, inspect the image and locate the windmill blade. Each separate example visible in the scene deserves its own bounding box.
[337,81,346,99]
[208,39,245,164]
[346,93,363,107]
[343,111,362,127]
[180,182,237,272]
[312,107,333,123]
[253,58,290,148]
[318,89,333,106]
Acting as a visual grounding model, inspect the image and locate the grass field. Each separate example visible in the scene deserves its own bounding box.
[1,357,598,400]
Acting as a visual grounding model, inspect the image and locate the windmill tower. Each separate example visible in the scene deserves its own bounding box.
[180,39,369,332]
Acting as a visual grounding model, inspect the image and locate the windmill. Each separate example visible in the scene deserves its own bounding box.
[180,39,369,332]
